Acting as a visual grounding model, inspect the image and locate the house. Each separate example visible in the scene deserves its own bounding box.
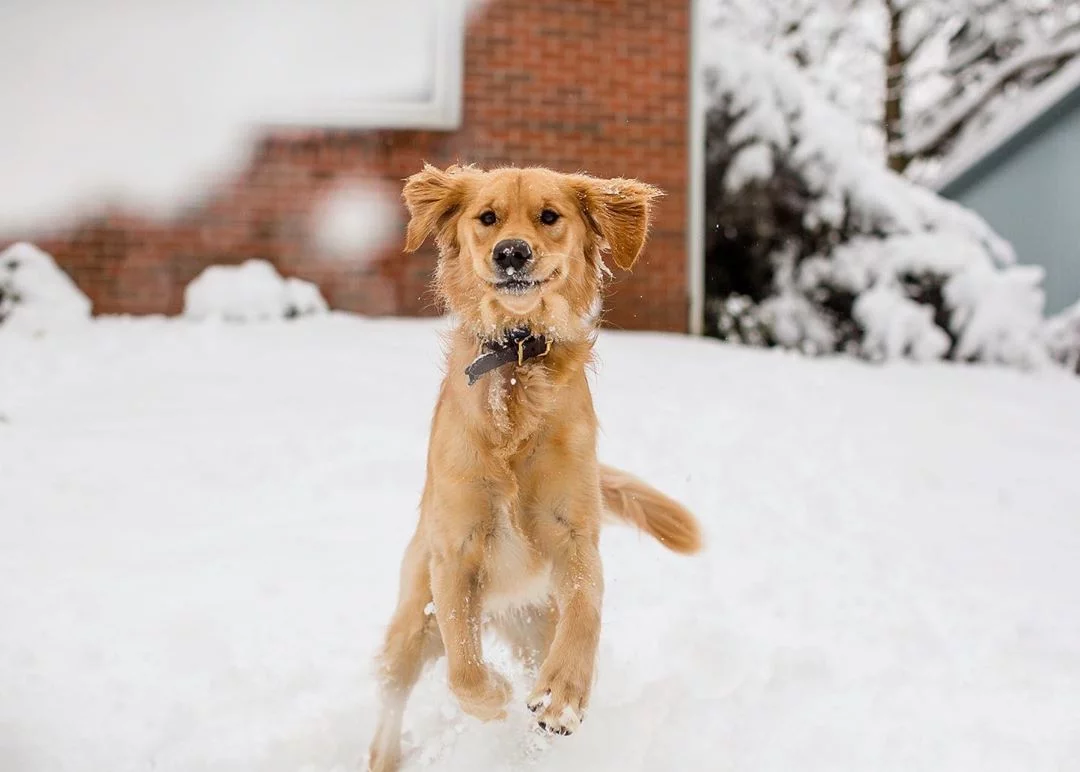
[0,0,703,334]
[935,61,1080,315]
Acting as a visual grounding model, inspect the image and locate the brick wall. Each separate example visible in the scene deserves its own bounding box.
[9,0,690,332]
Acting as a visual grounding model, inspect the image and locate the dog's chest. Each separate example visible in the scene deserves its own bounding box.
[484,364,555,443]
[481,505,552,614]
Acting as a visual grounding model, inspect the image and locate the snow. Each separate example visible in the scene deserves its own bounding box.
[723,143,775,192]
[945,262,1050,368]
[932,53,1080,190]
[310,181,403,263]
[703,37,1014,259]
[3,315,1080,771]
[705,39,991,254]
[1044,298,1080,372]
[817,233,1004,285]
[183,260,328,322]
[0,0,461,233]
[702,36,1064,369]
[759,257,839,355]
[910,30,1080,169]
[283,278,332,319]
[704,0,1080,178]
[0,242,91,334]
[854,285,950,362]
[802,234,1048,368]
[704,0,887,155]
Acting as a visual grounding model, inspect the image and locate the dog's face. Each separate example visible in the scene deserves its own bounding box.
[402,164,662,339]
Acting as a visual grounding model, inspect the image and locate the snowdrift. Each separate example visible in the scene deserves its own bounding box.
[183,260,328,322]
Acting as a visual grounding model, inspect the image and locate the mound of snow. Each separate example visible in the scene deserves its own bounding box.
[183,260,328,322]
[854,284,951,362]
[0,242,91,334]
[945,262,1049,368]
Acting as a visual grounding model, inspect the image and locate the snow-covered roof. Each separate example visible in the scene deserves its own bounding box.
[933,57,1080,192]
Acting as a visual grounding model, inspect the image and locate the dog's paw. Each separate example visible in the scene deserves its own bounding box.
[526,668,588,736]
[450,667,512,722]
[367,742,402,772]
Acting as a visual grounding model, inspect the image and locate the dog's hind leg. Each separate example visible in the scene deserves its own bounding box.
[368,529,443,772]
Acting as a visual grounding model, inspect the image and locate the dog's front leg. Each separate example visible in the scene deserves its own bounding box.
[430,540,512,722]
[527,520,604,735]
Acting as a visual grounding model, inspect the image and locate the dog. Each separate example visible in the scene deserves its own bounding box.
[367,164,702,772]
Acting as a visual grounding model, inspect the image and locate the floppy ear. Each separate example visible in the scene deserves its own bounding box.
[575,176,664,271]
[401,163,469,252]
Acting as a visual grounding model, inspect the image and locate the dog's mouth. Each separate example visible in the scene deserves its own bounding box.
[491,270,558,295]
[494,278,541,295]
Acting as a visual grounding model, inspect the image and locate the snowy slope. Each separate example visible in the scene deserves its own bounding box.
[2,316,1079,771]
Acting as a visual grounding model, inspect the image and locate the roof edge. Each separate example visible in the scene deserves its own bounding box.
[933,57,1080,193]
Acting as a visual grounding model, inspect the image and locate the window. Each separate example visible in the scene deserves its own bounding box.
[256,0,467,130]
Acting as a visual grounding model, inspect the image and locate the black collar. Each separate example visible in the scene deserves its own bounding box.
[465,327,551,386]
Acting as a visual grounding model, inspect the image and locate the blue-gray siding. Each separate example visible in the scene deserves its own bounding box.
[941,88,1080,314]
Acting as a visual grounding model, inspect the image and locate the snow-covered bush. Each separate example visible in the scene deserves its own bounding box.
[0,242,92,333]
[0,266,14,324]
[702,37,1055,370]
[183,260,328,322]
[1045,300,1080,374]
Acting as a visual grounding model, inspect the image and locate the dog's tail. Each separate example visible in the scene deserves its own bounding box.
[599,464,703,555]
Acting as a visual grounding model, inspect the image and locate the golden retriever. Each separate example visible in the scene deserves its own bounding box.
[368,164,702,772]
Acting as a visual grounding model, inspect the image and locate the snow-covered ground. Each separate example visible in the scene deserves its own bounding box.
[2,315,1079,771]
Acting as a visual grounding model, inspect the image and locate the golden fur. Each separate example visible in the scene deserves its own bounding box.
[368,164,702,772]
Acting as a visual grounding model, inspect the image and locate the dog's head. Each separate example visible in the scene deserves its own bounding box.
[401,164,662,340]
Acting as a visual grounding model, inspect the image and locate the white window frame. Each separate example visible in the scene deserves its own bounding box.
[687,0,706,334]
[264,0,466,131]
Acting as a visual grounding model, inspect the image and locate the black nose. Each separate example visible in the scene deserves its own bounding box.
[492,239,533,273]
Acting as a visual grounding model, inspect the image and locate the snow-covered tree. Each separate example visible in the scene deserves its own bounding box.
[702,35,1057,370]
[708,0,1080,174]
[707,0,885,150]
[899,0,1080,174]
[1045,300,1080,373]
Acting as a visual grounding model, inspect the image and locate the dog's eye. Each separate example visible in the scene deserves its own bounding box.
[540,209,560,225]
[478,210,497,226]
